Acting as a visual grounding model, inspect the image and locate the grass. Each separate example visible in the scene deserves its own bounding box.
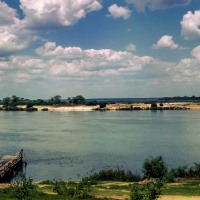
[91,181,130,199]
[162,180,200,196]
[0,179,200,199]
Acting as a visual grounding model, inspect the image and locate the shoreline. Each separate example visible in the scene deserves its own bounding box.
[34,102,200,112]
[1,181,200,200]
[1,102,200,112]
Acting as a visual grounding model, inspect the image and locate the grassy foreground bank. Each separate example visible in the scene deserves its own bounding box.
[0,179,200,200]
[0,156,199,199]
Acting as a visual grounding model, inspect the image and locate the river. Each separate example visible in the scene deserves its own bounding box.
[0,110,199,181]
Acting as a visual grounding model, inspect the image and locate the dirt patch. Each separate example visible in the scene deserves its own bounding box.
[0,183,10,189]
[37,184,56,195]
[160,195,200,200]
[101,181,130,186]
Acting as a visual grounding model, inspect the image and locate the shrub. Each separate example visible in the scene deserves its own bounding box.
[74,181,93,199]
[41,108,48,111]
[82,168,142,182]
[99,102,107,108]
[171,163,200,178]
[12,173,35,200]
[162,172,175,183]
[130,184,143,200]
[142,156,167,179]
[52,179,93,199]
[40,180,55,185]
[191,163,200,177]
[84,100,98,106]
[171,166,188,178]
[151,102,157,110]
[130,181,163,200]
[53,180,68,195]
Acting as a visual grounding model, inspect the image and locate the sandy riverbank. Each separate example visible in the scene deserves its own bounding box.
[34,105,99,111]
[1,102,200,112]
[106,102,200,110]
[32,102,200,112]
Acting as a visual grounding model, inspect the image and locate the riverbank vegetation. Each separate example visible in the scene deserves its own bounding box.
[1,94,200,109]
[159,96,200,102]
[0,95,91,111]
[0,95,198,112]
[1,179,200,200]
[0,95,88,108]
[0,156,199,199]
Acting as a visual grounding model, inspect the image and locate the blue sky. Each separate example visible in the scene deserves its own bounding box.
[0,0,200,98]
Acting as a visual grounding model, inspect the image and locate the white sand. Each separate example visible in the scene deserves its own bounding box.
[34,105,99,112]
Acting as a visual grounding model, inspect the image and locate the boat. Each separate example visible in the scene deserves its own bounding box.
[0,149,24,181]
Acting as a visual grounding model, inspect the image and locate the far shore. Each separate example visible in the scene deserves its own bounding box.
[1,102,200,112]
[19,102,200,112]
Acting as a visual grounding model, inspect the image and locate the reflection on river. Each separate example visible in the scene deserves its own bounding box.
[0,110,200,181]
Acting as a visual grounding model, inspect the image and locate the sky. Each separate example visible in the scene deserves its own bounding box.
[0,0,200,99]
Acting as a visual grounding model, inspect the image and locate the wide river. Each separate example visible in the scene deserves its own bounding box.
[0,110,200,181]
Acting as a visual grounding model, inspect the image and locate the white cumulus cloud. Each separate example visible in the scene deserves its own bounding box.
[108,4,131,19]
[173,45,200,83]
[0,1,40,56]
[20,0,102,29]
[152,35,184,50]
[0,42,181,97]
[191,45,200,60]
[181,10,200,40]
[36,42,83,59]
[0,1,18,26]
[126,0,191,12]
[125,43,136,51]
[0,31,28,55]
[34,42,155,81]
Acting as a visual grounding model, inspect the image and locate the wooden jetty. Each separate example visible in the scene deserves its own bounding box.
[0,149,24,181]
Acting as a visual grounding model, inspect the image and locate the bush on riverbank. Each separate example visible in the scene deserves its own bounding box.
[142,156,167,179]
[142,156,200,182]
[171,163,200,178]
[82,168,142,183]
[130,181,163,200]
[52,179,93,199]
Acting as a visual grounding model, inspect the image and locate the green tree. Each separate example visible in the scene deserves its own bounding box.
[12,173,35,200]
[49,95,62,105]
[11,95,21,107]
[26,101,34,109]
[142,156,167,179]
[35,99,45,105]
[68,97,72,104]
[2,97,11,107]
[71,95,85,105]
[77,95,85,104]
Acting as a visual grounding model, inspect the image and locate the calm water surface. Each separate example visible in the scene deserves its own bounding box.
[0,110,200,181]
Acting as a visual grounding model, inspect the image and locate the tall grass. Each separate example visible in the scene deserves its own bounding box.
[82,167,142,183]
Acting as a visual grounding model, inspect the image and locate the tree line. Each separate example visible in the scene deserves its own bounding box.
[0,95,95,108]
[159,95,200,101]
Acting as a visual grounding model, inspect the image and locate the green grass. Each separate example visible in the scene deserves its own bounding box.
[0,179,200,199]
[94,183,130,190]
[0,185,110,200]
[162,180,200,196]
